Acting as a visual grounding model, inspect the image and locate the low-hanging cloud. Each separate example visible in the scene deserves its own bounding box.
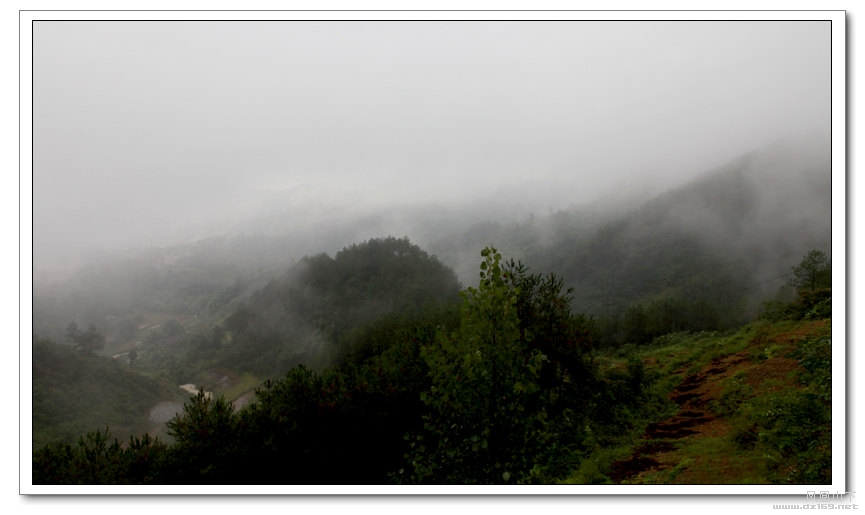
[31,19,831,273]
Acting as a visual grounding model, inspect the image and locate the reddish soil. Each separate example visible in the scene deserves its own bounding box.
[608,320,829,484]
[609,351,751,483]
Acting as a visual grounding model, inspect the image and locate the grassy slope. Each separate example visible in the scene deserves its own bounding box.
[32,339,185,449]
[566,317,832,485]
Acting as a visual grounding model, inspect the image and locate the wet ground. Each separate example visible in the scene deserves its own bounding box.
[608,351,751,483]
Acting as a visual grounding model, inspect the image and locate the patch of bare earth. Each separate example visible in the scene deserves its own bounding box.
[609,352,750,483]
[609,320,829,484]
[744,320,829,394]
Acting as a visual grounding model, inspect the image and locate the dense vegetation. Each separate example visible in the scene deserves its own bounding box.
[32,244,831,485]
[32,247,641,484]
[31,237,461,447]
[213,236,462,376]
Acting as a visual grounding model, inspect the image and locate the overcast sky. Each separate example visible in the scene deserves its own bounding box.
[31,19,830,268]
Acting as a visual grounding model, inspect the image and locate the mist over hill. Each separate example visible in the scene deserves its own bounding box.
[423,134,830,319]
[539,134,831,317]
[32,134,831,350]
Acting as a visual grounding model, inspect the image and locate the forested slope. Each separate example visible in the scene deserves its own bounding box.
[204,236,463,376]
[32,245,832,485]
[429,136,830,343]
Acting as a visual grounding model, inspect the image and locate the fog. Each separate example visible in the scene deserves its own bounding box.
[32,19,830,274]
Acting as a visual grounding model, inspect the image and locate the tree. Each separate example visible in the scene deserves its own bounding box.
[763,250,832,320]
[32,428,170,484]
[65,322,105,354]
[504,258,597,409]
[407,247,547,484]
[790,249,831,293]
[165,389,240,482]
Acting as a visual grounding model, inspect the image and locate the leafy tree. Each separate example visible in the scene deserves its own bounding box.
[226,357,422,485]
[790,249,831,293]
[504,259,597,411]
[407,247,547,484]
[65,322,105,353]
[763,250,832,321]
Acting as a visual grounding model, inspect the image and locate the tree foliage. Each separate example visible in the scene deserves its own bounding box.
[212,237,462,376]
[790,249,831,293]
[33,428,169,484]
[404,247,597,484]
[165,389,241,482]
[65,322,105,354]
[762,250,832,321]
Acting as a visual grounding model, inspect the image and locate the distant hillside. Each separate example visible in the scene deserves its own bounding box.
[207,237,462,376]
[32,337,180,448]
[430,135,831,325]
[629,135,831,282]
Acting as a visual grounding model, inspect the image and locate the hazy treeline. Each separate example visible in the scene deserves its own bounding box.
[197,236,462,376]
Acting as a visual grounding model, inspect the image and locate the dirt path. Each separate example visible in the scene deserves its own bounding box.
[608,320,829,483]
[608,351,751,483]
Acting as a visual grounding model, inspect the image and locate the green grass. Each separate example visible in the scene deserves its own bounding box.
[218,372,262,403]
[569,317,832,485]
[562,445,631,485]
[33,338,182,448]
